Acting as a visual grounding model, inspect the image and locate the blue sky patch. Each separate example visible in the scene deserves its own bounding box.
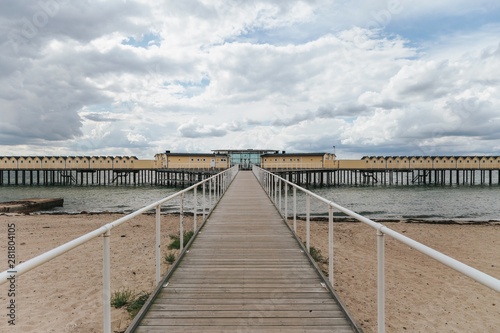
[122,32,161,48]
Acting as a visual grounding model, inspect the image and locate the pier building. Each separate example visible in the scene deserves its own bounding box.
[0,152,499,186]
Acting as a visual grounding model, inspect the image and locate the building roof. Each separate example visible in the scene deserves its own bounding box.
[165,153,229,157]
[261,152,329,157]
[212,149,279,154]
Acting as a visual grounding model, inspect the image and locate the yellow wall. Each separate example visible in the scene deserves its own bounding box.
[163,154,229,169]
[133,160,155,169]
[262,154,326,169]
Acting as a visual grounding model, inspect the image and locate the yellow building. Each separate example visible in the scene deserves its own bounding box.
[155,152,230,170]
[1,153,499,171]
[261,152,335,169]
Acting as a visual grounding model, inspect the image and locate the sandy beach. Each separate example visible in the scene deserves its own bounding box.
[0,213,498,332]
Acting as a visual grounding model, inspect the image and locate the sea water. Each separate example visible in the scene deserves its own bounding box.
[1,183,499,222]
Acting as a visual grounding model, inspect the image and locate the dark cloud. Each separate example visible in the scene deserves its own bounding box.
[83,113,120,122]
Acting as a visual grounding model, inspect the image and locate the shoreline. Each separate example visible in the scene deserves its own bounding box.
[2,211,499,225]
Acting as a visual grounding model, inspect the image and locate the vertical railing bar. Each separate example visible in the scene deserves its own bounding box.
[377,230,386,333]
[209,178,212,208]
[278,178,282,214]
[306,193,310,252]
[293,187,297,232]
[274,176,277,203]
[102,230,111,333]
[284,183,288,222]
[155,205,161,285]
[268,174,271,198]
[328,205,334,287]
[193,187,198,231]
[202,181,206,222]
[180,193,184,251]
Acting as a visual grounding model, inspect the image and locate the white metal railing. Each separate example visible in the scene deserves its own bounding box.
[252,166,500,333]
[0,165,239,333]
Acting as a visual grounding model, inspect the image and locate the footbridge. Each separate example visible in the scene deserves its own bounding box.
[127,171,360,332]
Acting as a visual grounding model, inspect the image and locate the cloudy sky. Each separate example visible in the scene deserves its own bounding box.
[1,0,499,159]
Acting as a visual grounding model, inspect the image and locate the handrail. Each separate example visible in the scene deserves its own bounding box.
[0,165,239,333]
[252,166,500,333]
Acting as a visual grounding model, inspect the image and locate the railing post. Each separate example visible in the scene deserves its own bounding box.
[155,205,161,285]
[193,187,198,231]
[180,193,184,251]
[209,177,212,208]
[306,193,310,252]
[218,174,221,198]
[274,176,278,203]
[284,183,288,221]
[328,205,334,286]
[293,187,297,232]
[278,178,282,214]
[102,230,111,333]
[377,230,386,333]
[268,174,271,198]
[202,181,206,221]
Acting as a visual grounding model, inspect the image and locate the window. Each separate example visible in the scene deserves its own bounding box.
[203,158,206,162]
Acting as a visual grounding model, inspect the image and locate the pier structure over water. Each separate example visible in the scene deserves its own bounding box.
[1,153,499,186]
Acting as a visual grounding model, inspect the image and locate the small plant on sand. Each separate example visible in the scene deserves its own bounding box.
[111,288,135,309]
[165,252,176,264]
[111,289,151,319]
[307,245,328,264]
[126,292,150,318]
[168,230,194,249]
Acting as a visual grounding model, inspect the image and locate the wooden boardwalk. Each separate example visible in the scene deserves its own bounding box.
[130,171,359,333]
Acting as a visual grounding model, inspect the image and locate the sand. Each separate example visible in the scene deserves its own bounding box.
[0,213,498,333]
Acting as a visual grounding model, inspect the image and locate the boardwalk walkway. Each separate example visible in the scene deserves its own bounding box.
[131,171,358,332]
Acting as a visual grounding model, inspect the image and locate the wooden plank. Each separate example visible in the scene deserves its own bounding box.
[139,317,351,326]
[135,326,355,333]
[149,303,340,311]
[143,310,346,319]
[151,298,338,306]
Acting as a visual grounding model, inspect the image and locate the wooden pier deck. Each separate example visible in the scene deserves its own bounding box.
[130,171,359,333]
